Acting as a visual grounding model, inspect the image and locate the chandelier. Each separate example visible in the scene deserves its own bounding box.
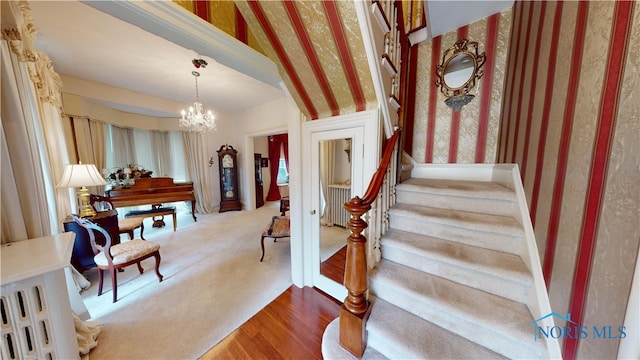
[180,70,217,132]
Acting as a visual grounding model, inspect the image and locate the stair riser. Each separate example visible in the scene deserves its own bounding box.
[370,277,545,359]
[396,190,516,217]
[381,244,531,303]
[389,213,522,255]
[367,328,418,359]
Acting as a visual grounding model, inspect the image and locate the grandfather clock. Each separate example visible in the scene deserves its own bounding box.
[217,144,241,212]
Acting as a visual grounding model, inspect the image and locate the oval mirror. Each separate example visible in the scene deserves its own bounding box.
[435,39,486,111]
[443,53,475,89]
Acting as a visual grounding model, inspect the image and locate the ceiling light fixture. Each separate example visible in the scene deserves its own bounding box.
[180,65,217,132]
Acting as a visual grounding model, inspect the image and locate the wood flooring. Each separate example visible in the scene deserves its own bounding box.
[320,245,347,284]
[199,286,342,359]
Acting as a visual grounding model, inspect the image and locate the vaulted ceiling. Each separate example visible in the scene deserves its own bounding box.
[27,1,512,123]
[173,0,381,121]
[235,1,378,120]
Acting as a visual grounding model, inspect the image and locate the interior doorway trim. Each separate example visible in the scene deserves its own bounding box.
[302,109,381,300]
[243,126,287,211]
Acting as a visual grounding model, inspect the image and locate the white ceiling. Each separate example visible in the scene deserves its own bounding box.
[425,0,514,38]
[28,0,285,118]
[27,1,512,119]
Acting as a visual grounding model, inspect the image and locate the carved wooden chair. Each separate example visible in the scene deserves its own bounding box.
[71,215,163,303]
[260,216,290,262]
[90,194,144,240]
[279,196,290,216]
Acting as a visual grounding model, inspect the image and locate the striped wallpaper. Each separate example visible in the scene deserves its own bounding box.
[500,2,638,359]
[412,2,638,359]
[412,8,512,164]
[173,0,265,56]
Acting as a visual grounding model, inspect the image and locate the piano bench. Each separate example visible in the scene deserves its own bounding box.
[125,206,177,232]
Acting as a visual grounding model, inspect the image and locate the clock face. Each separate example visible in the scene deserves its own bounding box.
[222,154,233,168]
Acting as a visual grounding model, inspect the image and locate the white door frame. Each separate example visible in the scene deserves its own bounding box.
[301,110,381,300]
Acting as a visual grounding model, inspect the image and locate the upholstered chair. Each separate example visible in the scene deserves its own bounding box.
[89,194,144,240]
[71,215,163,303]
[260,216,290,262]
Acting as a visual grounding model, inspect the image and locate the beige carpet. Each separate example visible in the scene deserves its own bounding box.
[320,225,348,261]
[79,201,292,359]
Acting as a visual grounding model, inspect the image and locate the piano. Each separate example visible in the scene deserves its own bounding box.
[105,177,197,222]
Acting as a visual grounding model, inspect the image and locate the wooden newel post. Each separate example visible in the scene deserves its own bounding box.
[340,195,372,357]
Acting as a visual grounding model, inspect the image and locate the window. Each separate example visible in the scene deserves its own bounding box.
[105,125,188,181]
[276,158,289,185]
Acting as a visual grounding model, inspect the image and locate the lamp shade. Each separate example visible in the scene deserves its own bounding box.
[57,164,107,188]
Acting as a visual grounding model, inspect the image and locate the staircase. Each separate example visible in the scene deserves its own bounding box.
[323,167,561,359]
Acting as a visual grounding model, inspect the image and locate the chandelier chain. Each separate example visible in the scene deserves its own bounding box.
[193,71,200,102]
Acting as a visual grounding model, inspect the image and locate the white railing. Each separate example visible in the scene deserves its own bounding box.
[366,138,399,267]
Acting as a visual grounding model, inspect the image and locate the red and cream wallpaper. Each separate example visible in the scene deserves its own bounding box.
[412,2,638,359]
[500,2,638,359]
[412,8,512,163]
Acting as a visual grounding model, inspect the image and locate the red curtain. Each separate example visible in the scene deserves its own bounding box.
[282,136,289,172]
[266,136,281,201]
[265,134,289,201]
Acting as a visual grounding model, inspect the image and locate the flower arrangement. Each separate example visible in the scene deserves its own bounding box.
[105,164,152,188]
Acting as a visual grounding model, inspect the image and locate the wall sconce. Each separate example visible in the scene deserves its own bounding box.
[209,157,214,167]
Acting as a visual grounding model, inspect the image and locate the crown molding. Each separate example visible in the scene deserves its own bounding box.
[82,1,281,89]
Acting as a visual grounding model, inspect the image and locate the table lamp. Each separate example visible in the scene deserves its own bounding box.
[57,163,107,217]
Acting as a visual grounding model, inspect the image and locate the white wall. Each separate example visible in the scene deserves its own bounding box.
[62,90,293,211]
[333,138,352,184]
[61,75,186,119]
[210,96,296,210]
[62,93,189,131]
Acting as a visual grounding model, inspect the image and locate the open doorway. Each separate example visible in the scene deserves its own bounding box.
[243,129,288,212]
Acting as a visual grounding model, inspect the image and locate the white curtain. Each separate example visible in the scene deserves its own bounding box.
[110,125,136,167]
[131,129,181,179]
[182,132,216,214]
[319,140,336,226]
[72,116,107,170]
[0,2,70,241]
[72,117,106,195]
[1,42,53,242]
[38,98,72,232]
[151,130,172,177]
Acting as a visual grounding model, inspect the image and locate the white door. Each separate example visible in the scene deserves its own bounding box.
[299,110,381,300]
[309,127,364,299]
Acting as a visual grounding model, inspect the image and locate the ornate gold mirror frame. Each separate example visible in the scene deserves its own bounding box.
[435,39,486,112]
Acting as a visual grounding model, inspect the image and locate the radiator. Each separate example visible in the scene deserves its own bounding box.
[1,234,78,360]
[328,184,351,228]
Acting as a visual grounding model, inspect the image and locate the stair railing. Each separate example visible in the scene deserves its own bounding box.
[339,128,401,357]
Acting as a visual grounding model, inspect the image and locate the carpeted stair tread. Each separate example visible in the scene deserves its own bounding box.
[396,178,517,217]
[398,178,515,200]
[370,259,547,359]
[382,228,532,302]
[389,203,523,254]
[367,296,506,359]
[390,203,523,235]
[321,319,387,360]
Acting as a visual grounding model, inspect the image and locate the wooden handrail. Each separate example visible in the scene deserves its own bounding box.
[361,130,401,204]
[339,128,401,357]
